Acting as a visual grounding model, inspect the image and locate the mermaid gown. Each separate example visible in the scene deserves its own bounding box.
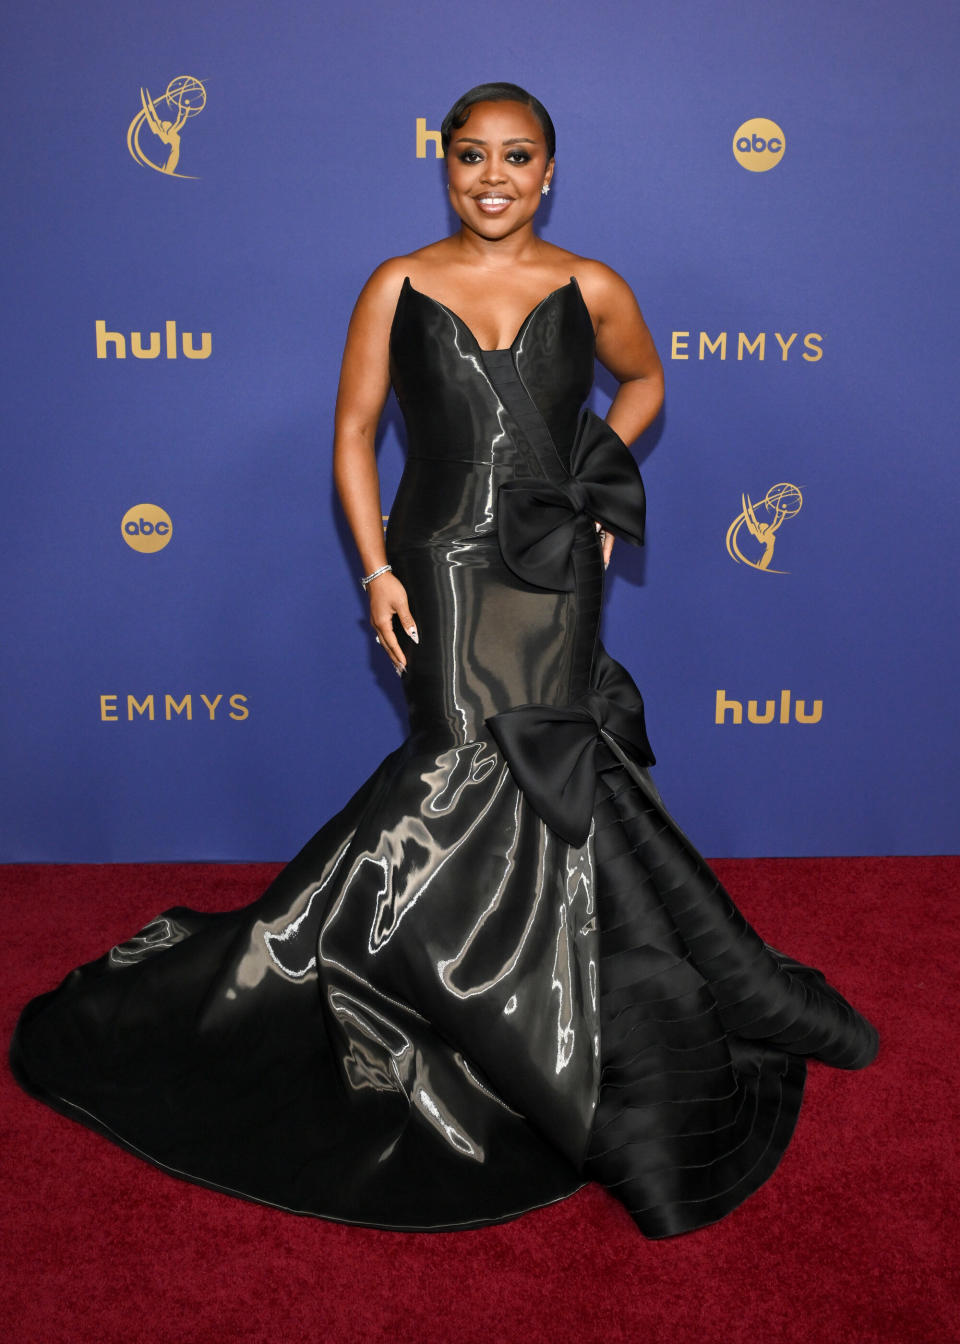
[9,276,879,1238]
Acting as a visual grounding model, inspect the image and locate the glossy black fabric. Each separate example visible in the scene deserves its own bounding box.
[487,647,656,847]
[9,276,879,1236]
[495,405,646,591]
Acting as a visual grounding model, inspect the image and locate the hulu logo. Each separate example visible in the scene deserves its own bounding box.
[95,320,211,359]
[715,690,823,725]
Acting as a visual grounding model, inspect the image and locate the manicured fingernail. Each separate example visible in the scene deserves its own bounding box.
[407,627,419,643]
[395,665,403,676]
[603,560,609,570]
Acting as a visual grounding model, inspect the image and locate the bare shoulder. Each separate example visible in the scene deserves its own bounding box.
[562,252,661,382]
[567,255,646,326]
[351,255,411,320]
[351,240,455,318]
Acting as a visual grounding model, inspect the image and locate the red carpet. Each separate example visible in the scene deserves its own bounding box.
[1,858,956,1344]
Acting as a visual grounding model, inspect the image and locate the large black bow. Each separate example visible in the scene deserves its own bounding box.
[497,408,646,591]
[486,648,655,847]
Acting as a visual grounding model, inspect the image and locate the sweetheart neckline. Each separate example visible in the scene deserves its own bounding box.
[401,276,582,353]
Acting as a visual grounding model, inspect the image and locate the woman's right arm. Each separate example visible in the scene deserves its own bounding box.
[333,261,418,674]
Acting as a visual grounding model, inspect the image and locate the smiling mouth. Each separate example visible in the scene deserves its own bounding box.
[474,195,513,210]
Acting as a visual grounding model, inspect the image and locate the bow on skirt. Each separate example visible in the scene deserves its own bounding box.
[497,407,647,592]
[486,648,656,847]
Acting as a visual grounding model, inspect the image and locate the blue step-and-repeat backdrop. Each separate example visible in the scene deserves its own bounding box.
[3,0,957,860]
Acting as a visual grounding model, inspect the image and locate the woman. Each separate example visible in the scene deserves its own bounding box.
[10,82,878,1239]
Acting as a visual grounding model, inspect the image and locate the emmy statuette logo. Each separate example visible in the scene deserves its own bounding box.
[127,75,207,178]
[725,483,803,573]
[122,504,173,553]
[732,118,786,172]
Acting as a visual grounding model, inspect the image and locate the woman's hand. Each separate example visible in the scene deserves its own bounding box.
[595,521,615,569]
[368,571,418,675]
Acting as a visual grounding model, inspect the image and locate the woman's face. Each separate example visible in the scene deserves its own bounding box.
[446,100,554,239]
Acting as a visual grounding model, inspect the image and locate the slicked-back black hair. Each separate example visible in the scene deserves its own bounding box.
[440,82,556,160]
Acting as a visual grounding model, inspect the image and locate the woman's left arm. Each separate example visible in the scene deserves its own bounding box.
[581,263,665,565]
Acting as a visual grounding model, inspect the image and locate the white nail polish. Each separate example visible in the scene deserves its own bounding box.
[407,627,419,644]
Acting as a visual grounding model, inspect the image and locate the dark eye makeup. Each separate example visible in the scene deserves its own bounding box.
[456,149,533,165]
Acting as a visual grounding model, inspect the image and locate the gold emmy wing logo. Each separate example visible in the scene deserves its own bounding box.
[725,483,803,573]
[732,118,785,172]
[127,75,207,178]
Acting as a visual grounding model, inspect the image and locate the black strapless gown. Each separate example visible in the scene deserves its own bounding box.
[9,277,879,1237]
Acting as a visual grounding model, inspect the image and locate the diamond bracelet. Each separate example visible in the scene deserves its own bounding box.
[360,563,392,590]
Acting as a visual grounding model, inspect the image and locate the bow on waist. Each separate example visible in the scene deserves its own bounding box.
[497,407,646,591]
[486,648,655,847]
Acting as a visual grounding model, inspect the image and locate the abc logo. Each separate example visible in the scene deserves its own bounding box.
[121,503,173,553]
[732,118,786,172]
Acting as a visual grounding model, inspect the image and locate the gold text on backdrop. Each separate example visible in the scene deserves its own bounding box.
[100,694,249,722]
[415,119,443,158]
[715,691,822,725]
[671,332,822,361]
[96,322,212,359]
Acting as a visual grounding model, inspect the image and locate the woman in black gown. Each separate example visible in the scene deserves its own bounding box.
[10,82,879,1239]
